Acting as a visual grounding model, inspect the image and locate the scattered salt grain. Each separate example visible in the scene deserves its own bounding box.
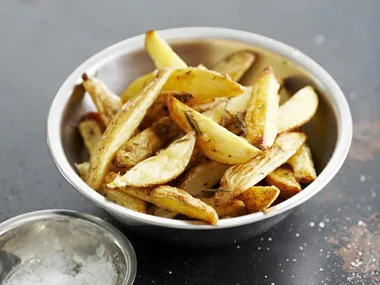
[268,237,272,241]
[358,220,364,226]
[309,222,315,227]
[295,233,300,237]
[319,222,325,228]
[3,250,118,285]
[359,175,366,182]
[168,271,172,275]
[236,245,240,249]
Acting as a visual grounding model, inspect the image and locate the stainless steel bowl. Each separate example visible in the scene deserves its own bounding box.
[0,210,136,284]
[46,27,352,246]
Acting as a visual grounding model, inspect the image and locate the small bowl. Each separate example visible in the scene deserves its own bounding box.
[46,27,352,246]
[0,210,136,284]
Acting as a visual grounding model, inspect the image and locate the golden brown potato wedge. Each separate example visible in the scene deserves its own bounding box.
[167,96,262,164]
[265,165,302,198]
[245,67,280,149]
[149,186,218,225]
[75,162,89,179]
[78,118,103,157]
[238,186,280,213]
[82,74,123,126]
[121,72,156,103]
[114,117,181,168]
[86,69,174,190]
[287,143,317,183]
[108,132,195,188]
[199,197,247,218]
[277,86,319,133]
[164,68,245,105]
[212,50,255,81]
[177,160,230,196]
[215,132,306,205]
[145,30,187,69]
[104,188,148,213]
[148,205,178,219]
[122,67,245,104]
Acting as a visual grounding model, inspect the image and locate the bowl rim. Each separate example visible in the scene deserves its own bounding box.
[46,27,352,230]
[0,209,137,285]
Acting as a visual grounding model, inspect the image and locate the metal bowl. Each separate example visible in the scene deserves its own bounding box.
[0,210,136,284]
[46,27,352,246]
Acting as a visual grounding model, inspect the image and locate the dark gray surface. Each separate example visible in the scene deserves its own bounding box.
[0,1,379,284]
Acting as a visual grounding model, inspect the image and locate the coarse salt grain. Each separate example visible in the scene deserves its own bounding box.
[3,250,118,285]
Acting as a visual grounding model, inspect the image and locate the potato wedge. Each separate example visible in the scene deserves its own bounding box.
[121,71,156,103]
[145,30,187,69]
[215,132,306,205]
[149,186,218,225]
[122,67,245,104]
[75,162,89,179]
[114,117,181,168]
[265,165,302,198]
[287,143,317,183]
[212,51,255,81]
[104,189,147,213]
[238,186,280,213]
[245,67,280,149]
[177,160,229,196]
[148,205,178,219]
[78,118,103,157]
[277,86,319,133]
[167,96,262,164]
[108,132,195,188]
[86,69,174,190]
[199,197,247,218]
[82,74,123,126]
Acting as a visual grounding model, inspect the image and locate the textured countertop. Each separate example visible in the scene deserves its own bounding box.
[0,1,379,284]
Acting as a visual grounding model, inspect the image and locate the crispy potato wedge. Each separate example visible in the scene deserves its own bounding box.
[265,165,302,198]
[104,189,147,213]
[164,68,245,105]
[212,51,255,81]
[75,162,89,179]
[114,117,181,168]
[215,132,306,205]
[245,67,280,149]
[86,69,174,190]
[148,205,178,219]
[238,186,280,213]
[177,160,229,196]
[82,74,123,126]
[287,143,317,183]
[168,96,262,164]
[78,118,103,157]
[149,186,218,225]
[277,86,319,133]
[122,68,245,104]
[145,30,187,69]
[108,132,195,188]
[199,197,247,218]
[121,71,156,103]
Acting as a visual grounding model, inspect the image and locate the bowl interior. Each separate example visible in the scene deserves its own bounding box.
[62,38,337,176]
[0,213,129,284]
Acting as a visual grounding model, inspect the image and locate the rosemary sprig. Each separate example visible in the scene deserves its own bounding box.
[184,111,203,136]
